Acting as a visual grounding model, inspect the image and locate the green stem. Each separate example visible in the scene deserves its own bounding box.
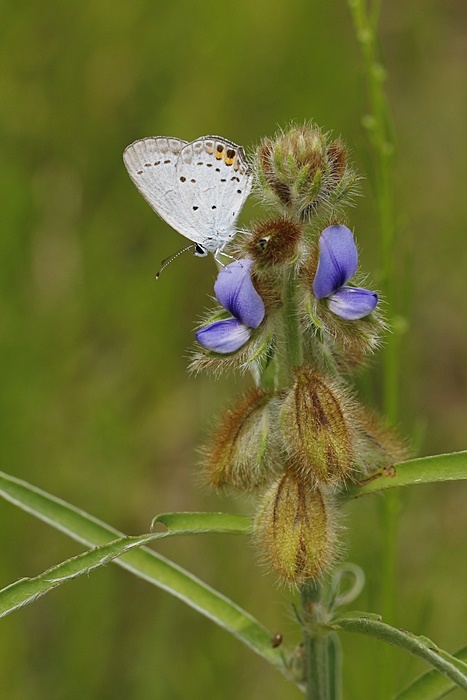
[301,582,331,700]
[327,633,343,700]
[349,0,398,422]
[348,2,400,696]
[280,264,303,381]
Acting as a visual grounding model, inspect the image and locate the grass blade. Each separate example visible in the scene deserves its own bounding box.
[0,512,252,618]
[0,532,169,618]
[0,470,290,676]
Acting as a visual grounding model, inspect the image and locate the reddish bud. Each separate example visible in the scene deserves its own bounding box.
[256,125,358,221]
[246,216,304,268]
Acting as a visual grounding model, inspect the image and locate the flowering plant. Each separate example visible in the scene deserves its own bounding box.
[185,123,467,697]
[0,124,465,700]
[193,124,402,590]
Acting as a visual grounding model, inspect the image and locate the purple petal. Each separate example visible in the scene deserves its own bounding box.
[214,259,265,328]
[313,225,358,299]
[196,318,252,353]
[327,286,378,320]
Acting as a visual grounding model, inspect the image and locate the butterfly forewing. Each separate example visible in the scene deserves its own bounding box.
[176,136,253,252]
[123,137,202,241]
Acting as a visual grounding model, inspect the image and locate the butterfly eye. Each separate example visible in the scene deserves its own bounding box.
[258,236,270,250]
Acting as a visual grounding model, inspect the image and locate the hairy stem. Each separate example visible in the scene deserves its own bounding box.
[280,264,303,381]
[301,582,332,700]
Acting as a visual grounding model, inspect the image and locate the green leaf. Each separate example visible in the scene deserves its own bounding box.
[325,613,467,692]
[0,471,291,678]
[152,511,252,534]
[0,532,164,618]
[345,451,467,499]
[395,645,467,699]
[0,512,252,619]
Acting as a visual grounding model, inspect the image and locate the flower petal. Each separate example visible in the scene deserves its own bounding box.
[196,318,252,354]
[313,225,358,299]
[214,259,265,328]
[327,287,378,320]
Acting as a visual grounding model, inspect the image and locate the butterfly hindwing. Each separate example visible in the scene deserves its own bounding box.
[176,136,253,252]
[124,135,252,253]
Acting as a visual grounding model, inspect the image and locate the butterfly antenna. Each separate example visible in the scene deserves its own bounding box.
[155,244,195,279]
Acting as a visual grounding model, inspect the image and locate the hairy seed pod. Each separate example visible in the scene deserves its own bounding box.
[255,471,338,585]
[245,216,304,268]
[256,124,358,221]
[201,389,278,492]
[280,367,355,487]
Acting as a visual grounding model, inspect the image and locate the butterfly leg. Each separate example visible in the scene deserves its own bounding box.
[214,246,241,271]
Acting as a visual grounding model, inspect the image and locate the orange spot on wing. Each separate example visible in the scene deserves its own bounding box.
[223,153,237,166]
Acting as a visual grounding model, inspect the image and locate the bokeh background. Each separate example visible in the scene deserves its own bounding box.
[0,1,466,698]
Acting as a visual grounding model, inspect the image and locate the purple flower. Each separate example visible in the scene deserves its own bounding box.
[313,225,378,320]
[196,260,265,353]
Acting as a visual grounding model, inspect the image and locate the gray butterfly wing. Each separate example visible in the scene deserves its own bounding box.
[123,136,203,243]
[176,136,253,253]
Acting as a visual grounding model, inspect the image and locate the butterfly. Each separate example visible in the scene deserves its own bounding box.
[123,135,253,267]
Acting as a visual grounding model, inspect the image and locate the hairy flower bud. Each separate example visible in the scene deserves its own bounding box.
[200,389,277,492]
[245,216,304,268]
[279,367,355,487]
[255,471,338,585]
[355,407,410,475]
[256,124,358,221]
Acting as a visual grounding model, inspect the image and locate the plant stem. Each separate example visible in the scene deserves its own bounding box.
[348,1,400,697]
[327,633,343,700]
[281,264,303,380]
[280,263,338,696]
[349,0,398,421]
[301,582,331,700]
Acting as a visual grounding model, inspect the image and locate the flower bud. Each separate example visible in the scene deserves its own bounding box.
[255,471,338,585]
[256,125,358,221]
[279,367,355,487]
[245,216,303,268]
[355,407,410,475]
[201,389,277,492]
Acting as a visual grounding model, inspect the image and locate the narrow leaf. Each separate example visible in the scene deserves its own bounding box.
[152,511,252,534]
[0,471,291,676]
[326,613,467,692]
[345,451,467,499]
[0,513,252,619]
[395,645,467,699]
[0,533,160,618]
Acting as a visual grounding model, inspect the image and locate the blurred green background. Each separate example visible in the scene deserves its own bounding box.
[0,1,466,698]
